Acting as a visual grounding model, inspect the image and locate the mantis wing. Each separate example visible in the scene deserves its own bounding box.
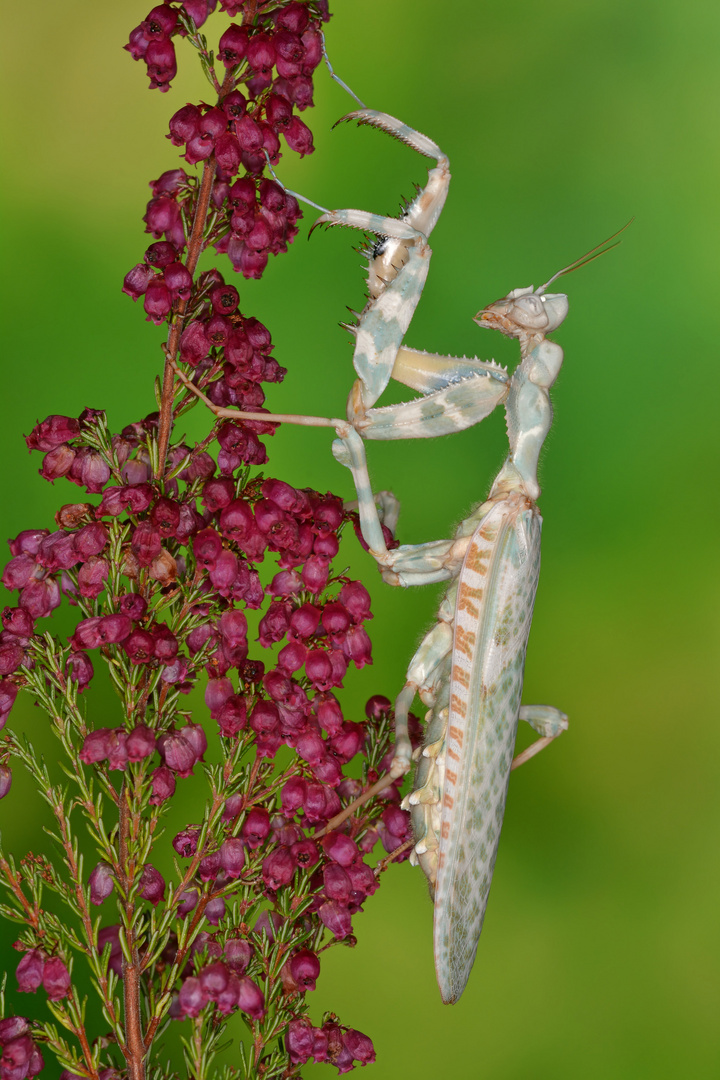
[434,496,542,1003]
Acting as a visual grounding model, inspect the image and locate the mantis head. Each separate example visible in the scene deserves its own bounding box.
[474,286,568,339]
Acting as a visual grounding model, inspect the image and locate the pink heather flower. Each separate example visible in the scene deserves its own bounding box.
[42,956,71,1000]
[289,949,320,991]
[89,862,115,905]
[16,950,44,993]
[219,837,245,878]
[205,897,226,925]
[178,976,208,1018]
[138,864,166,906]
[0,763,12,797]
[318,900,353,939]
[236,976,265,1019]
[241,807,270,849]
[157,731,197,777]
[261,846,296,890]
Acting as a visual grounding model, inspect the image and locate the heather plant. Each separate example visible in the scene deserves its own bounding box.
[0,4,417,1077]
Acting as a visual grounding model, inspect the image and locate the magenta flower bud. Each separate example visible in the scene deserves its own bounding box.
[198,850,220,882]
[2,1033,35,1070]
[16,950,44,992]
[199,961,229,999]
[288,603,320,640]
[179,320,210,366]
[236,976,265,1019]
[145,38,177,91]
[323,863,352,904]
[65,648,94,691]
[177,888,198,916]
[224,937,252,974]
[0,677,18,720]
[151,497,181,538]
[187,622,217,655]
[320,602,349,637]
[280,776,306,816]
[79,728,113,764]
[277,640,307,674]
[42,956,71,1000]
[300,555,329,594]
[341,624,373,668]
[193,527,223,570]
[210,283,239,315]
[218,23,249,67]
[143,4,178,38]
[286,1019,314,1065]
[161,657,188,686]
[118,593,148,621]
[126,724,156,761]
[318,900,352,939]
[106,731,129,771]
[97,925,122,976]
[344,1029,376,1065]
[144,240,178,267]
[296,728,326,768]
[0,643,23,678]
[26,415,80,452]
[168,104,201,146]
[178,976,207,1017]
[217,694,247,736]
[205,676,233,718]
[123,263,155,300]
[0,1020,32,1050]
[305,649,332,690]
[19,577,61,620]
[40,443,75,482]
[330,722,366,763]
[172,826,200,858]
[74,522,108,560]
[97,613,133,645]
[291,839,320,870]
[144,278,172,323]
[151,625,177,662]
[215,132,241,173]
[246,31,275,72]
[89,862,114,905]
[277,1,310,32]
[339,581,372,623]
[131,522,162,567]
[124,628,156,664]
[262,846,296,890]
[138,864,165,906]
[1,608,33,637]
[315,694,343,736]
[181,723,207,762]
[249,699,279,737]
[289,949,320,991]
[149,767,176,805]
[205,897,226,926]
[322,831,359,867]
[219,837,245,879]
[283,116,314,156]
[347,860,377,897]
[241,807,270,849]
[201,478,234,511]
[218,609,247,646]
[164,261,193,301]
[157,732,197,777]
[8,529,49,557]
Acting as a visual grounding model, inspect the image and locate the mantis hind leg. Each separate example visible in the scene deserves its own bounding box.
[512,705,569,770]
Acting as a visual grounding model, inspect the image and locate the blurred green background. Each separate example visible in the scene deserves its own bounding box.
[2,1,719,1077]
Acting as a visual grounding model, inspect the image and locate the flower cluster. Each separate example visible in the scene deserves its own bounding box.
[0,4,416,1077]
[0,1018,43,1080]
[124,0,328,280]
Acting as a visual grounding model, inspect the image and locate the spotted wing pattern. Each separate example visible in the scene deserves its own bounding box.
[433,494,542,1003]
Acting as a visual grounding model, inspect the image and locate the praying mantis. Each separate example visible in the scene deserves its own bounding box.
[173,105,623,1005]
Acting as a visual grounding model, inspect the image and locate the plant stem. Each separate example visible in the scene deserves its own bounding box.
[119,781,146,1080]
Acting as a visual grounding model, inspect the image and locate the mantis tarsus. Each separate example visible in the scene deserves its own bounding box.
[174,107,623,1004]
